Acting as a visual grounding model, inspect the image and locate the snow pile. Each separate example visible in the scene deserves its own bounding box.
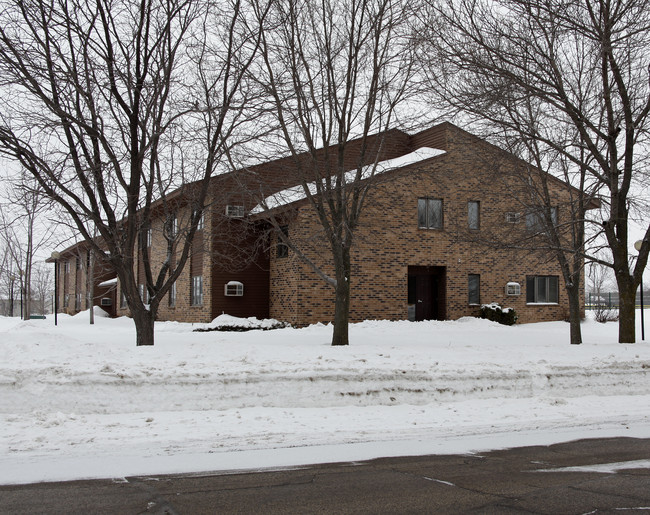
[1,312,649,484]
[194,314,291,332]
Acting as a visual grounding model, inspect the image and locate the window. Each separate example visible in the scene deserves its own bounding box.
[101,297,112,306]
[191,275,203,306]
[193,209,204,231]
[506,282,521,296]
[166,214,177,238]
[505,212,521,223]
[64,294,70,307]
[468,274,480,305]
[224,281,244,296]
[468,201,480,230]
[418,198,443,229]
[226,205,245,218]
[139,284,148,304]
[526,207,558,232]
[277,226,289,258]
[64,261,70,274]
[75,293,82,310]
[76,257,81,270]
[145,228,152,247]
[169,282,176,307]
[526,275,559,303]
[120,291,127,309]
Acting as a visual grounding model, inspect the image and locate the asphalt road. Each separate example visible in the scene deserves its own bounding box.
[2,437,650,514]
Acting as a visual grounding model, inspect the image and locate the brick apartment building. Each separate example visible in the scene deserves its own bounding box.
[50,122,593,325]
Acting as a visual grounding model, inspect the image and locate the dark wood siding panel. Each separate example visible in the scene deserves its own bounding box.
[190,230,204,274]
[410,124,448,151]
[211,258,270,319]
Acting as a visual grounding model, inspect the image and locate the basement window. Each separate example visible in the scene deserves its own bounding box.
[224,281,244,297]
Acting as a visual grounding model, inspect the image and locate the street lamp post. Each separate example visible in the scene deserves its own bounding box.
[51,251,61,326]
[19,270,23,320]
[634,240,645,341]
[9,274,15,317]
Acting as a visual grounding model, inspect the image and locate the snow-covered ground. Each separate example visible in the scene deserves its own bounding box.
[1,309,650,485]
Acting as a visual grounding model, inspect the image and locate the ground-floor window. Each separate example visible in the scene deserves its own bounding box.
[191,275,203,306]
[169,282,176,307]
[468,274,480,305]
[526,275,559,303]
[120,290,127,309]
[75,293,81,310]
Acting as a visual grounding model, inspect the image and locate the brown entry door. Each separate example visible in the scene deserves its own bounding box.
[409,266,446,321]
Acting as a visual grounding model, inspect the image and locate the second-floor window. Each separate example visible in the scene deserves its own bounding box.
[418,198,443,229]
[468,201,480,230]
[193,209,204,231]
[526,207,558,233]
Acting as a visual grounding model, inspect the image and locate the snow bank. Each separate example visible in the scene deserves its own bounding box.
[1,312,649,484]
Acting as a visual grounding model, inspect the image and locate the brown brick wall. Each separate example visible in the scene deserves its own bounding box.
[269,125,585,326]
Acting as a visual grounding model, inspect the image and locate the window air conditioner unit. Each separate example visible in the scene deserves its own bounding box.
[224,281,244,296]
[506,282,521,296]
[505,212,521,223]
[226,205,245,218]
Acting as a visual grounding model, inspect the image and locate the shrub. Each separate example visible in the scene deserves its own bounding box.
[593,305,619,323]
[480,302,519,326]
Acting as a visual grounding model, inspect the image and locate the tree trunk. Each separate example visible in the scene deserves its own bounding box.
[618,281,637,344]
[567,285,582,345]
[132,306,155,346]
[331,251,351,347]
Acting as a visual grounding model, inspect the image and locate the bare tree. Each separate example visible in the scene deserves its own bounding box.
[0,176,55,320]
[248,0,418,346]
[30,263,52,316]
[419,0,650,343]
[0,0,263,345]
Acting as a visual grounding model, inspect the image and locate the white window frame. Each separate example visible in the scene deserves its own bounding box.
[101,297,112,306]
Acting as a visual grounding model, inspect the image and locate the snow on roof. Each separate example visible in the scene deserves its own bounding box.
[98,277,118,287]
[251,147,445,214]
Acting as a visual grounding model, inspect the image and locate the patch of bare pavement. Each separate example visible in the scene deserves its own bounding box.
[2,437,650,514]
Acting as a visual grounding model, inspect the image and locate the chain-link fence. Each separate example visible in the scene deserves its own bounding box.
[586,290,649,309]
